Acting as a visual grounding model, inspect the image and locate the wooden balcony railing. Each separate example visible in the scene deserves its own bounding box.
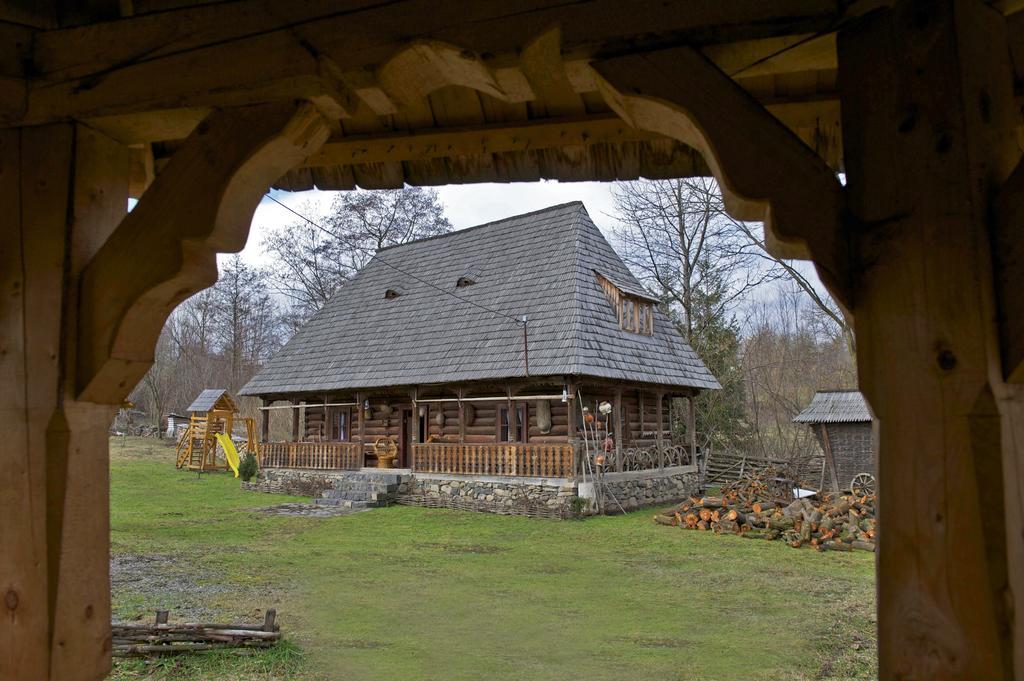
[260,442,363,470]
[411,443,575,478]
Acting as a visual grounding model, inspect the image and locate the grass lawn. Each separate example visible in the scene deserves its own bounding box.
[109,437,876,681]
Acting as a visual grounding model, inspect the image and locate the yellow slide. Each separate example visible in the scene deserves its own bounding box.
[214,433,241,478]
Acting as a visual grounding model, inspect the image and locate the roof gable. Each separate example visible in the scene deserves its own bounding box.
[241,203,719,395]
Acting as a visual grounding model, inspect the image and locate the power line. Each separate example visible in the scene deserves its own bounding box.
[263,193,526,326]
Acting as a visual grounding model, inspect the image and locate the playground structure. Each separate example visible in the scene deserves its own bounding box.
[175,389,259,472]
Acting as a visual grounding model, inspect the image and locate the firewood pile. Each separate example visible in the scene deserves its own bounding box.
[654,468,877,552]
[112,609,281,657]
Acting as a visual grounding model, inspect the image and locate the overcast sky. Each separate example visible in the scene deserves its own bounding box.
[244,180,623,265]
[234,180,827,312]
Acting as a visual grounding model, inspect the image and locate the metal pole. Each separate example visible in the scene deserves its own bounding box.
[522,315,529,377]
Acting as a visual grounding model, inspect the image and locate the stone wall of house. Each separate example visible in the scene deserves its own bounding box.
[241,468,351,497]
[396,474,577,518]
[598,466,699,512]
[815,422,874,491]
[243,466,699,517]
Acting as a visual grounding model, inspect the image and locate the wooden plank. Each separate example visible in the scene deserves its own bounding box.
[838,2,1020,677]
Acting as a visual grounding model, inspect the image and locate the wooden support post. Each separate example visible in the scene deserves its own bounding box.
[614,390,623,472]
[688,395,697,467]
[457,387,466,444]
[656,392,665,449]
[1,123,129,680]
[260,399,270,443]
[838,2,1021,677]
[291,400,300,442]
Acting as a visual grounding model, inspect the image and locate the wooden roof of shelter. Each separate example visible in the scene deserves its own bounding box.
[241,202,720,397]
[185,389,237,414]
[0,1,859,199]
[793,390,872,424]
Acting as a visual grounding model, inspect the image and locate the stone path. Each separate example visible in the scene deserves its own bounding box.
[252,502,373,518]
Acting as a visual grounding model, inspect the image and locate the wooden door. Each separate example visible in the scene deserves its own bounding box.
[399,408,413,468]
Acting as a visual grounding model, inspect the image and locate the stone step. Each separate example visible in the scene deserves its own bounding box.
[322,489,387,502]
[329,480,399,493]
[313,497,385,509]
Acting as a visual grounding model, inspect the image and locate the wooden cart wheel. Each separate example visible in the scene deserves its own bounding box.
[850,473,876,497]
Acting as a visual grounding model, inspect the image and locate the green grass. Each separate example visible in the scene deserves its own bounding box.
[109,437,876,681]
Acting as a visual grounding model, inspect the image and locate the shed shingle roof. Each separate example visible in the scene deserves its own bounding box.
[186,388,230,413]
[240,202,720,396]
[793,390,872,424]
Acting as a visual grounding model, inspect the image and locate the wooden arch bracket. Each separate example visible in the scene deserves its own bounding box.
[589,46,852,309]
[76,100,330,404]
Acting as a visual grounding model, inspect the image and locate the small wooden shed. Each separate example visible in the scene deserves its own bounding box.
[793,390,874,494]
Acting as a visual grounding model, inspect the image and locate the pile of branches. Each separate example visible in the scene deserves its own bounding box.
[112,610,281,657]
[655,469,877,552]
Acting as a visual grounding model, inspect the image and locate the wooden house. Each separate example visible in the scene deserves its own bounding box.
[794,390,874,494]
[241,202,719,476]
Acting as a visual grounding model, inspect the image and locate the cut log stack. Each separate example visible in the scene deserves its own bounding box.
[654,471,877,553]
[112,609,281,657]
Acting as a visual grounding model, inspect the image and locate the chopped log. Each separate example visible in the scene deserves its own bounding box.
[851,540,876,552]
[725,508,746,525]
[654,514,676,526]
[700,496,725,509]
[699,508,714,523]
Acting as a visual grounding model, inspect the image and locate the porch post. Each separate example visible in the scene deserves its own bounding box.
[688,395,697,467]
[613,389,623,471]
[655,391,664,449]
[356,392,366,466]
[291,399,300,441]
[260,399,270,443]
[839,1,1021,677]
[457,387,466,444]
[1,124,129,680]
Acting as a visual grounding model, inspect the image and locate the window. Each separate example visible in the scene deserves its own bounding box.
[498,404,528,442]
[595,272,655,336]
[330,407,350,441]
[384,288,401,299]
[456,276,476,288]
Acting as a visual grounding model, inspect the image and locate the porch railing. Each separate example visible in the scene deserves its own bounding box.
[411,443,575,478]
[260,442,363,470]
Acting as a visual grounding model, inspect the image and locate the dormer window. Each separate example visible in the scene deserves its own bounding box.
[384,288,401,300]
[456,276,476,288]
[595,271,655,335]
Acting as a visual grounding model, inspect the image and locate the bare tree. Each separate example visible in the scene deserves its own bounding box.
[612,177,779,344]
[612,178,777,452]
[731,219,856,355]
[740,281,857,465]
[262,187,452,321]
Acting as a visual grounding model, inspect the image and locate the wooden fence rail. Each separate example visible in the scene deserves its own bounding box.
[411,443,575,478]
[260,442,363,470]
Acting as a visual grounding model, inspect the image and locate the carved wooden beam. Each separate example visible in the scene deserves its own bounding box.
[76,101,330,403]
[590,46,851,309]
[8,0,859,128]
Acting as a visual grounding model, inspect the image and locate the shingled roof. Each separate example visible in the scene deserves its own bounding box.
[241,202,720,396]
[793,390,872,424]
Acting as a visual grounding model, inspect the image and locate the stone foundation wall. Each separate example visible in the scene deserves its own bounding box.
[244,466,698,517]
[242,468,352,497]
[598,466,699,512]
[397,474,576,518]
